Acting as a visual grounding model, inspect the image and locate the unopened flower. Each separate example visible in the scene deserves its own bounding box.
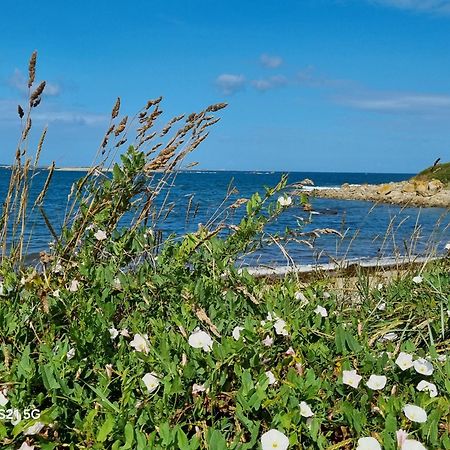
[377,302,386,311]
[188,330,213,352]
[366,374,387,390]
[277,196,292,207]
[109,327,119,339]
[395,352,414,371]
[120,329,130,337]
[299,401,314,417]
[66,347,75,360]
[53,289,60,298]
[396,429,408,448]
[68,279,80,292]
[18,442,34,450]
[142,372,160,393]
[412,275,423,284]
[314,305,328,317]
[274,318,289,336]
[23,421,45,435]
[261,429,289,450]
[377,283,384,290]
[265,370,277,385]
[403,404,427,423]
[192,383,206,394]
[402,440,427,450]
[285,347,296,356]
[437,354,447,363]
[0,390,8,406]
[262,335,274,347]
[342,369,362,388]
[94,229,107,241]
[130,334,150,354]
[413,358,433,376]
[416,380,438,398]
[356,437,381,450]
[232,326,244,340]
[105,364,113,379]
[112,278,121,289]
[323,291,331,299]
[295,291,309,306]
[380,332,398,342]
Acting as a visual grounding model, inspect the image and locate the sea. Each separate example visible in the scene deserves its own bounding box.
[0,169,449,266]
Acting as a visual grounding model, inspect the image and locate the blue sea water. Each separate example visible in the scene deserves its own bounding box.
[0,168,448,265]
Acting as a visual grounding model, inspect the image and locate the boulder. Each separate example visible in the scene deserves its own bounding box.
[377,184,393,196]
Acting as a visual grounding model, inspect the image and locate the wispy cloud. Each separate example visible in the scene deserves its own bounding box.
[338,92,450,112]
[251,75,288,91]
[215,74,246,95]
[367,0,450,15]
[8,69,61,96]
[260,53,283,69]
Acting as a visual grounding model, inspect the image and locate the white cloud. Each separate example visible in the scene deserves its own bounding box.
[339,93,450,112]
[215,74,246,95]
[8,69,61,96]
[260,54,283,69]
[252,75,288,91]
[368,0,450,14]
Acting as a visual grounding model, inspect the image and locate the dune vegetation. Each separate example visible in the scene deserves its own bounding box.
[0,53,449,450]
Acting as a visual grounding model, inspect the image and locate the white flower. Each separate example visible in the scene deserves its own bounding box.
[120,329,130,337]
[0,282,4,296]
[285,347,296,356]
[265,370,277,385]
[437,354,447,363]
[377,302,386,311]
[112,278,121,289]
[53,289,60,298]
[105,364,113,378]
[323,291,331,299]
[380,332,398,342]
[416,380,438,398]
[23,421,45,435]
[68,279,80,292]
[402,440,427,450]
[314,305,328,317]
[18,443,34,450]
[130,334,150,354]
[274,318,289,336]
[109,327,119,339]
[403,404,427,423]
[192,383,206,394]
[445,242,450,250]
[0,390,8,406]
[142,372,160,393]
[396,429,409,448]
[412,275,423,284]
[413,358,433,376]
[188,330,213,352]
[377,283,384,290]
[356,437,382,450]
[342,369,362,388]
[261,429,289,450]
[277,196,292,207]
[94,229,107,241]
[262,335,274,347]
[232,326,244,340]
[295,291,309,307]
[66,347,75,360]
[366,374,387,390]
[395,352,414,371]
[299,401,314,417]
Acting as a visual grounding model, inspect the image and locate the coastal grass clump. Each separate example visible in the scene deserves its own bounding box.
[414,162,450,186]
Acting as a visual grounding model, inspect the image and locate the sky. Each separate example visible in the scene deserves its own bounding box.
[1,0,450,173]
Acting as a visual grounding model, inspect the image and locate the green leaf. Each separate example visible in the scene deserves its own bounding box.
[97,414,115,443]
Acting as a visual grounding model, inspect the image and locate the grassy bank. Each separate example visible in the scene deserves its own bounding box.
[414,162,450,186]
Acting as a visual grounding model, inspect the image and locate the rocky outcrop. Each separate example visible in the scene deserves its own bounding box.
[296,179,450,208]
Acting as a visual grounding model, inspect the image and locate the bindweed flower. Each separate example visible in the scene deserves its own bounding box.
[192,383,206,394]
[232,326,244,340]
[66,347,75,360]
[342,369,362,388]
[109,327,119,340]
[94,229,107,241]
[299,401,314,417]
[0,390,8,406]
[366,374,387,390]
[416,380,438,398]
[68,279,80,292]
[323,291,331,299]
[437,354,447,363]
[396,429,408,448]
[112,278,121,290]
[403,404,427,423]
[377,302,386,311]
[295,291,309,307]
[130,334,150,354]
[262,335,274,347]
[274,318,289,336]
[18,442,34,450]
[105,364,113,379]
[402,440,427,450]
[53,289,60,298]
[412,275,423,284]
[261,429,289,450]
[120,329,130,337]
[142,372,160,393]
[356,437,382,450]
[395,352,414,371]
[380,332,398,342]
[377,283,384,290]
[265,370,277,385]
[413,358,433,376]
[314,305,328,317]
[188,330,213,352]
[285,347,296,356]
[23,421,45,435]
[277,196,292,207]
[0,282,4,296]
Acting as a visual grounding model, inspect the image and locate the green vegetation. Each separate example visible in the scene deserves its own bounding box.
[414,162,450,185]
[0,53,449,450]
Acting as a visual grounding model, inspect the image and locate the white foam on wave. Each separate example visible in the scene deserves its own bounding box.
[300,184,361,192]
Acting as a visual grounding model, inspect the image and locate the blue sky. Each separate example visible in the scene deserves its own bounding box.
[1,0,450,172]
